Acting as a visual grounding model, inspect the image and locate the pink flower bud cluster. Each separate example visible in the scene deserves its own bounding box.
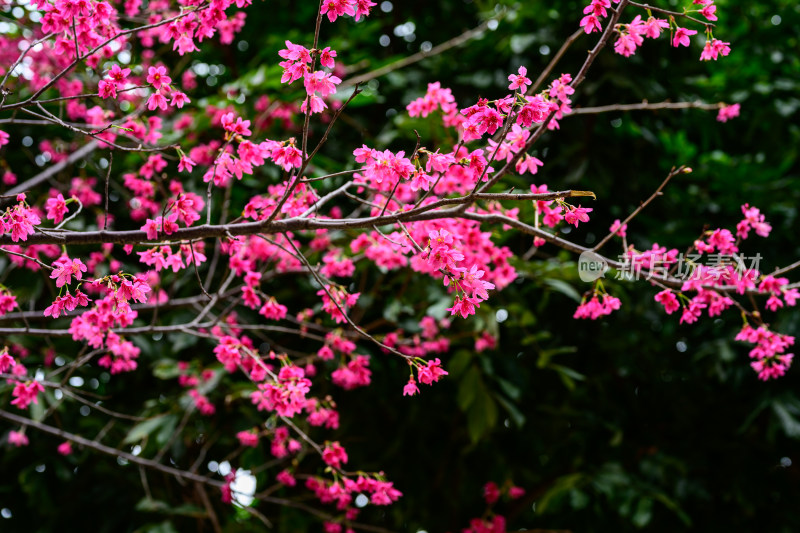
[305,473,402,510]
[574,292,621,319]
[270,426,301,458]
[382,316,452,358]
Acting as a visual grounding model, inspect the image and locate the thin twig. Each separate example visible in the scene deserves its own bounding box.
[340,16,500,89]
[531,28,584,93]
[592,165,684,252]
[283,234,412,359]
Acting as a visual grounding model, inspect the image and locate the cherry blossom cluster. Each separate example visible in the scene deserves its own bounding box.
[402,357,448,396]
[382,316,452,358]
[581,0,731,62]
[278,40,342,114]
[317,285,361,324]
[0,287,19,317]
[735,325,794,381]
[251,363,313,417]
[1,347,44,410]
[406,82,459,124]
[630,205,797,379]
[1,195,41,242]
[203,332,397,513]
[64,274,153,373]
[320,0,376,23]
[306,473,402,511]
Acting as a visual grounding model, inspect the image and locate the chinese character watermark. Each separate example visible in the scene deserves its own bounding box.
[578,252,764,282]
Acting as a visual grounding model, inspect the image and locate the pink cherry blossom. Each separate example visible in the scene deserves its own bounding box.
[277,469,297,486]
[672,26,698,48]
[45,194,69,224]
[237,429,260,447]
[146,65,171,90]
[57,441,73,455]
[717,103,740,122]
[507,66,532,93]
[10,380,45,409]
[655,290,680,314]
[564,205,592,227]
[322,441,348,468]
[403,377,419,396]
[9,430,29,447]
[483,481,500,504]
[50,257,88,287]
[417,358,448,385]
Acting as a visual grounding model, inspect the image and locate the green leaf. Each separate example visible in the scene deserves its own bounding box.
[537,346,578,368]
[383,299,414,322]
[544,279,582,303]
[494,376,521,401]
[509,33,537,54]
[136,498,170,512]
[651,492,693,526]
[570,489,590,510]
[467,388,498,444]
[495,394,526,428]
[550,363,586,382]
[136,498,206,518]
[30,395,46,422]
[632,497,653,528]
[772,402,800,438]
[457,366,481,411]
[124,415,169,444]
[152,359,181,380]
[738,398,769,434]
[537,473,585,512]
[547,364,586,391]
[155,414,180,446]
[171,333,200,353]
[448,350,473,378]
[425,295,453,320]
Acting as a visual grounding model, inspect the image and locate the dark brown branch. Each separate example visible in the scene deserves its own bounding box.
[0,190,587,246]
[569,100,722,116]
